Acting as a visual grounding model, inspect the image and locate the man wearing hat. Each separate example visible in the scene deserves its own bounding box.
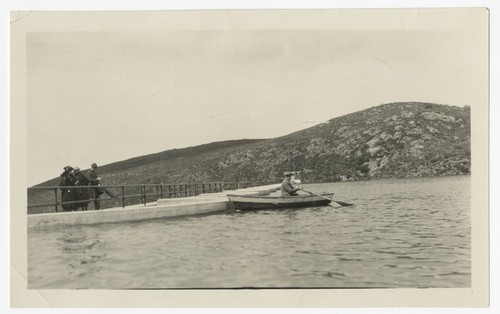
[281,172,301,196]
[72,167,91,211]
[88,163,118,210]
[59,166,77,211]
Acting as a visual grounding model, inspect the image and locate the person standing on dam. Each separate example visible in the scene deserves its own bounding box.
[58,166,77,211]
[88,163,118,210]
[72,167,91,211]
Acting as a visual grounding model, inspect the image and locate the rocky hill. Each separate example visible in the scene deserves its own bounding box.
[209,102,470,182]
[36,102,471,186]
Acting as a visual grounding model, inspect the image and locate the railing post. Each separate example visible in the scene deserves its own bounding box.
[54,188,59,213]
[121,186,125,208]
[141,185,146,205]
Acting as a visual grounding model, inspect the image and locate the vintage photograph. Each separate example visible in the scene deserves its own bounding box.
[10,8,489,307]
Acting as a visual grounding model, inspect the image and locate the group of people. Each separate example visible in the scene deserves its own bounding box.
[58,163,118,211]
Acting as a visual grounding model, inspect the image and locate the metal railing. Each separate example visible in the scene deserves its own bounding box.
[27,181,261,214]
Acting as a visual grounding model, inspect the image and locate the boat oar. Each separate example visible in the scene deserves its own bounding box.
[300,189,353,207]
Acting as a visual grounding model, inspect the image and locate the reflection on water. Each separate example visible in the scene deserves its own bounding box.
[28,176,470,289]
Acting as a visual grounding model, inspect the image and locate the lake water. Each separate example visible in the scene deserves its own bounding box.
[28,176,471,289]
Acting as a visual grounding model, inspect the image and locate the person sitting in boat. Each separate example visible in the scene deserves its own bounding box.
[281,172,302,196]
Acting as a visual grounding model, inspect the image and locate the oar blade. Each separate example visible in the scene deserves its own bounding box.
[330,201,343,208]
[334,200,353,207]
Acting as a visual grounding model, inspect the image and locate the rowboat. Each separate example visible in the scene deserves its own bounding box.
[227,193,334,211]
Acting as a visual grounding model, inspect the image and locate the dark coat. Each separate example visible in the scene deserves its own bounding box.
[88,168,104,196]
[88,168,100,185]
[73,171,91,205]
[59,171,77,211]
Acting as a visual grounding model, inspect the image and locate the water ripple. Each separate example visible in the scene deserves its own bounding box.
[28,176,471,289]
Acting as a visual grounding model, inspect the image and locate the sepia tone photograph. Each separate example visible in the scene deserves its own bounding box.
[9,6,491,308]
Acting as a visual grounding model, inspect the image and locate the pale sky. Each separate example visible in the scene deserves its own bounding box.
[24,11,488,186]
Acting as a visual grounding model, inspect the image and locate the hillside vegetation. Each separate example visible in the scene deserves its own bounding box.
[37,102,470,186]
